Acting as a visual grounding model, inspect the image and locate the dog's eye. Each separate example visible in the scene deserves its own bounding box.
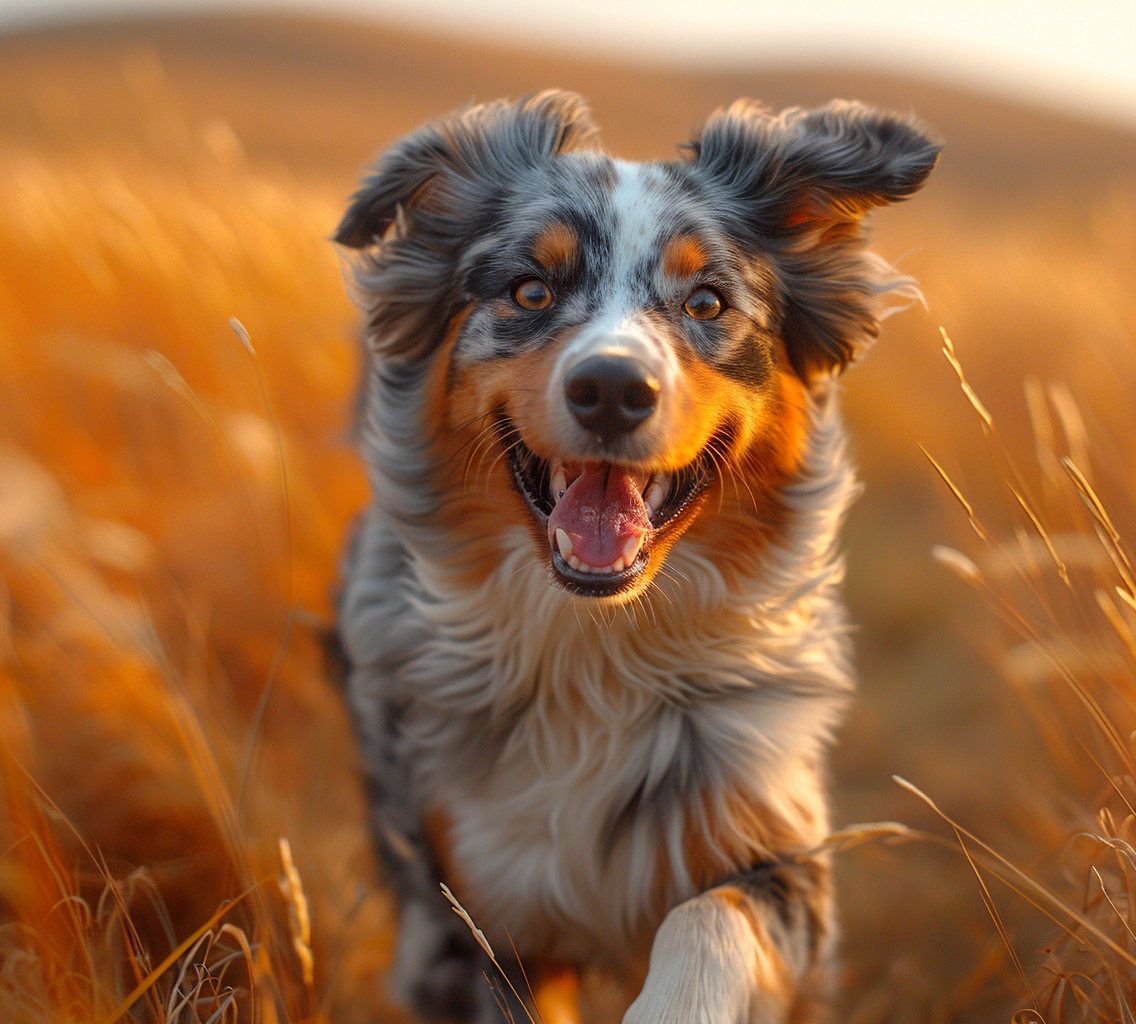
[513,278,553,311]
[683,287,724,320]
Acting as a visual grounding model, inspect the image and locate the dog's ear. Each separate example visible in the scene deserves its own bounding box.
[336,90,597,360]
[690,100,941,383]
[335,90,598,248]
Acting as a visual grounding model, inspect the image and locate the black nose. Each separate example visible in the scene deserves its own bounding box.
[564,355,660,441]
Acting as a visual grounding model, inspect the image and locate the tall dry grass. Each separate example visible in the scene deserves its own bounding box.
[864,331,1136,1023]
[0,49,392,1023]
[0,35,1133,1024]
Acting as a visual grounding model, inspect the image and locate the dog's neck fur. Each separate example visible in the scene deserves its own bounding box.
[341,360,857,960]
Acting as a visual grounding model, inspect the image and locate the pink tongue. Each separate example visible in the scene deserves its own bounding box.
[547,466,651,568]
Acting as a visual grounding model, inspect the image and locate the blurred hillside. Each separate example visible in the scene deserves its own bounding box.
[0,13,1133,1022]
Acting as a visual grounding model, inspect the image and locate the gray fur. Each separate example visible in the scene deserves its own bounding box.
[336,92,937,1021]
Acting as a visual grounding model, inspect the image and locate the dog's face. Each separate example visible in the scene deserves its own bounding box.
[421,156,798,601]
[338,93,938,602]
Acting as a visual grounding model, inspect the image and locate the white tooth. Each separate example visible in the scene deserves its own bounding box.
[609,557,624,573]
[555,529,573,560]
[622,536,642,563]
[646,474,671,513]
[568,554,582,571]
[550,461,566,501]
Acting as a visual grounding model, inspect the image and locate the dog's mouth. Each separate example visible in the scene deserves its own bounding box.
[504,420,713,597]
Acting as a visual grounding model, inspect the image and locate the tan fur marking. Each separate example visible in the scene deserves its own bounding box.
[422,303,475,435]
[534,964,582,1024]
[427,335,573,589]
[662,235,707,279]
[681,367,810,588]
[533,222,579,271]
[420,303,526,591]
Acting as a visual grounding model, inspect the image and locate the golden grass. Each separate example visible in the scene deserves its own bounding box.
[0,23,1133,1024]
[0,60,391,1022]
[888,334,1136,1022]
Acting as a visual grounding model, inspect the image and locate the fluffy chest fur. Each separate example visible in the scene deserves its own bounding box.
[341,386,856,962]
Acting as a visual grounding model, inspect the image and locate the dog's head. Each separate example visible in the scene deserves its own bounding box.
[338,91,938,602]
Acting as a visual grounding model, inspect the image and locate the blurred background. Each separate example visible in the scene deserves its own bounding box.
[0,2,1133,1022]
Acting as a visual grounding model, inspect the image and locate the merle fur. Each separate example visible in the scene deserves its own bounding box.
[335,91,938,1023]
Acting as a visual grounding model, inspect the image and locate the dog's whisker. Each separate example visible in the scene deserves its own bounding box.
[648,578,674,608]
[708,440,743,511]
[449,415,504,464]
[643,589,661,627]
[462,432,499,493]
[481,440,519,499]
[455,415,517,466]
[486,560,537,594]
[733,460,760,515]
[458,436,499,487]
[654,561,689,590]
[712,436,758,514]
[703,445,729,515]
[465,425,520,494]
[623,588,652,628]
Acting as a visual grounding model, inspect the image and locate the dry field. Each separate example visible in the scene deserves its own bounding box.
[0,14,1134,1022]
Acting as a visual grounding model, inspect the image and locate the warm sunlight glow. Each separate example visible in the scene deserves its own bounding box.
[0,0,1133,127]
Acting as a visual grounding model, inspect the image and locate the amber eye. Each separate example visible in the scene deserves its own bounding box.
[513,278,553,311]
[683,287,724,320]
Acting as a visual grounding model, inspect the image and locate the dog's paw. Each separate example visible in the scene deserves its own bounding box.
[389,899,483,1021]
[621,892,790,1024]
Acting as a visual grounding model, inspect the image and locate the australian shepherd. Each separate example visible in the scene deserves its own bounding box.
[334,91,938,1023]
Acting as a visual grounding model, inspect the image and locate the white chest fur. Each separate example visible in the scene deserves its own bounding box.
[403,531,848,962]
[345,395,858,964]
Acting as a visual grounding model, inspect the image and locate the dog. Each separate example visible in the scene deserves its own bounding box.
[334,91,938,1023]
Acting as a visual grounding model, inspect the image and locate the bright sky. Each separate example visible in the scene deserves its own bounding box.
[2,0,1134,129]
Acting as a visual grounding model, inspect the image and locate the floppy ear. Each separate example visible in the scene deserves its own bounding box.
[690,100,941,382]
[335,89,598,248]
[335,90,598,360]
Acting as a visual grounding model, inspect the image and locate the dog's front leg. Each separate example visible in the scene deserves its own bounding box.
[622,860,831,1024]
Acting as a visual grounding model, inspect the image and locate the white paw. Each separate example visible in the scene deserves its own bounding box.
[621,893,790,1024]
